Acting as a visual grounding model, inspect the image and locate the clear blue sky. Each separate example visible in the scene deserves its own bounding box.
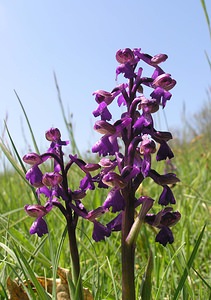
[1,1,211,155]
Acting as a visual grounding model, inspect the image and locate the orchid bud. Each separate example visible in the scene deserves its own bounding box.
[45,128,61,142]
[140,135,156,155]
[94,120,116,135]
[116,48,134,64]
[83,163,101,172]
[151,53,168,65]
[24,204,48,218]
[42,172,63,187]
[153,73,176,91]
[138,96,159,113]
[102,172,127,189]
[23,153,42,165]
[99,158,114,168]
[92,90,114,104]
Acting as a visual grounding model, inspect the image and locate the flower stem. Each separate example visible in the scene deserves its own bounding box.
[121,186,136,300]
[66,215,84,300]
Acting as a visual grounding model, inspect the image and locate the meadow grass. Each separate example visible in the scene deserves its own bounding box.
[0,128,210,299]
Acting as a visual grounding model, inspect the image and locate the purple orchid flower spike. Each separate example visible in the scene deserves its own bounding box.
[90,47,180,299]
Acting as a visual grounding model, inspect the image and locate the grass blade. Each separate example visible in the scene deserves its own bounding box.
[106,256,119,300]
[192,267,211,290]
[3,121,26,173]
[205,50,211,71]
[14,90,40,154]
[173,224,206,300]
[50,226,68,299]
[14,245,51,299]
[53,72,80,155]
[0,137,26,180]
[140,250,153,300]
[155,244,185,300]
[201,0,211,40]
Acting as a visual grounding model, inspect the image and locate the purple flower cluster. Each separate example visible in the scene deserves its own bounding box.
[23,128,108,239]
[24,48,180,247]
[91,48,180,246]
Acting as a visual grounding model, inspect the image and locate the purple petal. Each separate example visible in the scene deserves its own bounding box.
[117,94,127,106]
[37,186,51,198]
[155,226,174,246]
[25,204,49,218]
[106,213,122,232]
[26,166,43,187]
[156,142,174,161]
[29,217,48,237]
[92,135,118,156]
[23,153,42,165]
[93,102,112,121]
[133,113,153,134]
[80,174,95,191]
[92,221,111,242]
[141,154,151,177]
[158,185,176,206]
[103,187,125,212]
[150,87,172,108]
[116,62,135,79]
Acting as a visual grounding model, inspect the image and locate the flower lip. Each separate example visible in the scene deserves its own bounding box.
[29,217,48,237]
[25,165,44,188]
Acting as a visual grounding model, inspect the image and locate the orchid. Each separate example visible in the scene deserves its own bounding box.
[90,47,180,299]
[23,47,180,300]
[23,127,106,299]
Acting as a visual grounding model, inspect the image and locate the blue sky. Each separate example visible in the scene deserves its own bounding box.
[0,1,211,155]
